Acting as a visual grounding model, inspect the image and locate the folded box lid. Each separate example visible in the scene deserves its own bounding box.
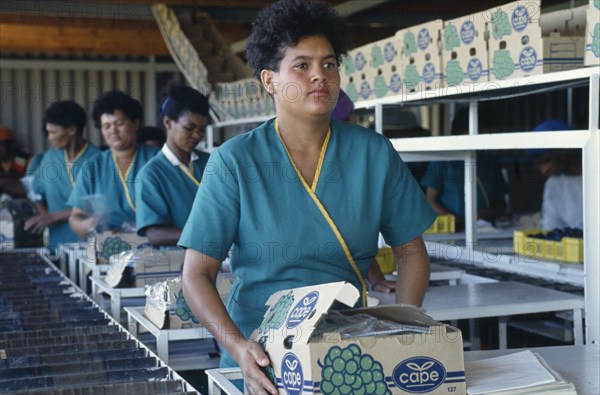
[251,281,360,345]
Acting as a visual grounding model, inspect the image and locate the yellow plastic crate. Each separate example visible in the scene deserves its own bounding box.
[513,230,583,263]
[375,247,395,274]
[424,214,456,234]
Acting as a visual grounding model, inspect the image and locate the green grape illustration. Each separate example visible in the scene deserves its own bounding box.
[371,45,384,68]
[493,50,514,80]
[374,75,388,98]
[101,236,132,260]
[491,9,512,40]
[404,64,420,91]
[403,31,417,58]
[257,291,294,334]
[344,56,356,75]
[594,0,600,10]
[443,24,460,52]
[592,24,600,58]
[445,60,464,87]
[174,289,199,323]
[345,82,360,102]
[319,344,390,395]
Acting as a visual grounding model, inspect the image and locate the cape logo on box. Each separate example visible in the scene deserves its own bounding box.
[281,352,304,395]
[355,52,367,71]
[286,291,319,329]
[384,42,396,63]
[422,63,436,83]
[511,5,529,32]
[467,58,483,81]
[390,73,402,93]
[417,28,430,50]
[392,356,446,393]
[519,46,538,72]
[460,20,476,45]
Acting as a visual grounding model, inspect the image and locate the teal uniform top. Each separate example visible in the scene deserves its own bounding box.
[420,159,508,219]
[178,119,435,367]
[67,144,159,231]
[135,146,210,237]
[33,143,100,248]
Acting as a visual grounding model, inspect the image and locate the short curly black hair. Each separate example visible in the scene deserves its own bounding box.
[92,90,143,129]
[44,100,87,135]
[246,0,348,80]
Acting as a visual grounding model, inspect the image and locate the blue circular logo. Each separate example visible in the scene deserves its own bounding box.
[390,73,402,93]
[467,58,483,81]
[355,52,366,71]
[417,28,430,50]
[519,46,537,72]
[511,5,530,32]
[281,353,303,395]
[384,42,396,63]
[422,63,436,84]
[460,20,476,44]
[359,80,372,99]
[393,357,446,393]
[286,291,319,329]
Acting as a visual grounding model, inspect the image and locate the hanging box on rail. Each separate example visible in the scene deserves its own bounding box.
[250,281,465,395]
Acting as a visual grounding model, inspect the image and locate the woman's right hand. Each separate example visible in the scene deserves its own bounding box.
[237,340,278,395]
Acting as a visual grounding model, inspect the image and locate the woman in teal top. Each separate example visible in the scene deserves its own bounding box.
[68,91,159,238]
[135,83,210,246]
[24,101,100,249]
[179,1,435,392]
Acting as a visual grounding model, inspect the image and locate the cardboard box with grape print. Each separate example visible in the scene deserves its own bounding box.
[251,282,465,395]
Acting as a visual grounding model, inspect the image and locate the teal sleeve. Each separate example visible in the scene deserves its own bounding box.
[178,149,240,261]
[380,140,436,247]
[135,164,170,236]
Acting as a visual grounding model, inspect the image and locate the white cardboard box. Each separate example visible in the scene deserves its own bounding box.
[396,20,444,92]
[541,7,586,73]
[251,282,465,395]
[584,0,600,66]
[442,13,489,87]
[144,274,234,329]
[366,35,404,99]
[486,0,544,81]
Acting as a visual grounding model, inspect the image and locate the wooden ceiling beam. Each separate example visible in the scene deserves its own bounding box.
[0,13,170,56]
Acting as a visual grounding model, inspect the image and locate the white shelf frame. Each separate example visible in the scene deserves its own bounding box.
[359,67,600,346]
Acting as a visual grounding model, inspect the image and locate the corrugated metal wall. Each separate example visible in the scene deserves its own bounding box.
[0,58,180,154]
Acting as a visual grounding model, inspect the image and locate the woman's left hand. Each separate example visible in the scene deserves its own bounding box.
[24,213,54,235]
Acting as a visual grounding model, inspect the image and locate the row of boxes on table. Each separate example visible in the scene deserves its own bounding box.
[212,78,276,121]
[513,230,584,263]
[342,0,598,102]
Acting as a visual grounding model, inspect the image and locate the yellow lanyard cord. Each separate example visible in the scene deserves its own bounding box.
[275,119,367,307]
[178,163,200,187]
[476,177,491,208]
[112,151,136,212]
[64,142,89,186]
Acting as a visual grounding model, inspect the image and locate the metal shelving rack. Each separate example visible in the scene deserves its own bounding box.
[355,66,600,346]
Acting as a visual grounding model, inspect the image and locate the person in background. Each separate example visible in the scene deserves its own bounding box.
[179,1,435,392]
[137,125,166,148]
[531,119,582,230]
[0,126,31,198]
[135,83,210,246]
[68,91,159,238]
[421,107,508,229]
[24,101,101,248]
